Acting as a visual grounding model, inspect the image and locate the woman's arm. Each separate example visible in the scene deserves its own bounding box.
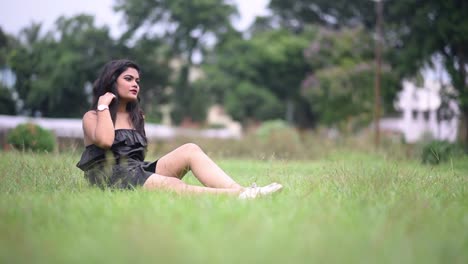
[82,92,116,149]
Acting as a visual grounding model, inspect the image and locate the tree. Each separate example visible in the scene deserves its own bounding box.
[126,36,172,122]
[248,29,312,125]
[0,27,11,66]
[269,0,468,145]
[0,27,16,115]
[6,14,171,119]
[115,0,238,124]
[7,16,119,117]
[224,81,284,122]
[198,28,313,126]
[385,1,468,146]
[301,27,398,130]
[0,85,15,115]
[7,23,46,116]
[269,0,375,31]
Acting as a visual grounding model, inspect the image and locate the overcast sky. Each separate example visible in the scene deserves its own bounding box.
[0,0,270,37]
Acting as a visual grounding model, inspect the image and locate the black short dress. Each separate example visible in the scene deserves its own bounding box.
[76,129,157,189]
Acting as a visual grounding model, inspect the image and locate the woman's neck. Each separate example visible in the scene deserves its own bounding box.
[115,101,133,129]
[118,101,127,113]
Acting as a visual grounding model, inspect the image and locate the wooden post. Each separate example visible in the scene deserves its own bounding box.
[374,0,383,148]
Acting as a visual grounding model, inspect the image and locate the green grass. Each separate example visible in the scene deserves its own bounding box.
[0,150,467,264]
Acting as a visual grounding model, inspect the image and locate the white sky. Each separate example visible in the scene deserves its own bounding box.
[0,0,270,37]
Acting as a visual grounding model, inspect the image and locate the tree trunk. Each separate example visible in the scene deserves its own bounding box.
[286,99,294,124]
[172,36,197,124]
[464,109,468,152]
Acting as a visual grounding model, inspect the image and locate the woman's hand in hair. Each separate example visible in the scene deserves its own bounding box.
[98,92,117,106]
[84,92,116,149]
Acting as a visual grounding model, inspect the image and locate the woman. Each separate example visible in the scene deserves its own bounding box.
[76,59,282,199]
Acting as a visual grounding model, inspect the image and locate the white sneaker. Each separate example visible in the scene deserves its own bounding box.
[238,182,283,199]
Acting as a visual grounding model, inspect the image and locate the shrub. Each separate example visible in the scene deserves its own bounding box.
[254,120,302,157]
[7,123,56,152]
[225,82,284,122]
[421,140,463,165]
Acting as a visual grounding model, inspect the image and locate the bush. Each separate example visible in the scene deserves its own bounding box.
[225,82,284,122]
[253,120,302,157]
[7,123,56,152]
[421,140,463,165]
[255,120,293,138]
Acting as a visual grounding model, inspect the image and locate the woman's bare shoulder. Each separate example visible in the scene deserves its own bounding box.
[82,110,97,131]
[82,111,97,145]
[83,110,97,120]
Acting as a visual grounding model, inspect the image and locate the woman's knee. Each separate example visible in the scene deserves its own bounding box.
[181,143,203,155]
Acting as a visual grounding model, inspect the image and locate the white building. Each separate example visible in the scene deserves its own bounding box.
[206,104,242,139]
[380,79,459,143]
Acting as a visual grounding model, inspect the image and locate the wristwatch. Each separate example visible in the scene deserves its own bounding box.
[97,105,109,112]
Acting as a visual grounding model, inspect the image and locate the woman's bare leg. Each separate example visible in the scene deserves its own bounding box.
[154,143,243,189]
[143,173,241,195]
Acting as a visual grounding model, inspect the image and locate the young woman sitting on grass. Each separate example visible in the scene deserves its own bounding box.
[76,59,282,199]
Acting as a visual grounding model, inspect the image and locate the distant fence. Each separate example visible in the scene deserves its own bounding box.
[0,115,241,149]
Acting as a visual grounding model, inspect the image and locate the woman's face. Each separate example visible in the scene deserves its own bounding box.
[115,67,140,102]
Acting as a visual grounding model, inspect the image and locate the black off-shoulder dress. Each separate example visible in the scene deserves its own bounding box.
[76,129,157,189]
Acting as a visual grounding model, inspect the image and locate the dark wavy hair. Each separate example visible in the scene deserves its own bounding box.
[91,59,146,137]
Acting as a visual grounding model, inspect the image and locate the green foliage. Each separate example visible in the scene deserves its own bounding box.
[269,0,375,31]
[420,140,464,165]
[0,85,16,115]
[171,82,210,124]
[255,119,298,141]
[301,27,398,128]
[7,16,118,117]
[129,36,172,114]
[115,0,238,124]
[0,28,11,66]
[269,0,468,143]
[224,82,284,122]
[0,28,16,115]
[5,15,171,118]
[200,29,312,125]
[254,120,302,155]
[7,123,56,152]
[248,30,312,100]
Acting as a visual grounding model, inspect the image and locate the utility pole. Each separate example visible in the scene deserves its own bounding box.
[373,0,383,148]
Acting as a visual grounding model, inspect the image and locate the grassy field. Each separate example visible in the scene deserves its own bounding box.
[0,150,467,264]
